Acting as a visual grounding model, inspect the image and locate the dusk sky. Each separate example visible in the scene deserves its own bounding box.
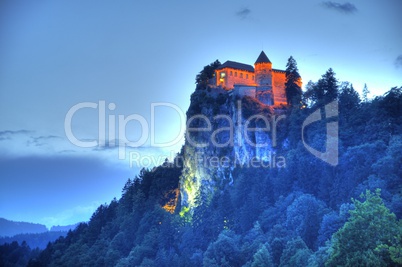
[1,0,401,228]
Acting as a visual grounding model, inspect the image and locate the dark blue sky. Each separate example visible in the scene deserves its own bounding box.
[0,0,401,227]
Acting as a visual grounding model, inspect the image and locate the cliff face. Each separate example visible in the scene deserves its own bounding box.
[180,88,284,210]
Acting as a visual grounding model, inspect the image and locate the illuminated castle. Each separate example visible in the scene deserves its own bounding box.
[215,51,299,106]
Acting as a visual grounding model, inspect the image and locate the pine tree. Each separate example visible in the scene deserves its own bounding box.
[362,83,370,102]
[251,244,274,267]
[338,82,360,111]
[322,68,338,103]
[285,56,302,106]
[279,237,312,267]
[307,68,339,107]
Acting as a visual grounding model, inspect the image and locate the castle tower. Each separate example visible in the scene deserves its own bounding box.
[254,51,274,105]
[254,51,273,88]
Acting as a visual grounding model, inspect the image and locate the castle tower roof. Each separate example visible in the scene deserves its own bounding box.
[255,51,271,64]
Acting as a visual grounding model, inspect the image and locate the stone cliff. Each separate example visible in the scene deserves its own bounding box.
[179,87,287,212]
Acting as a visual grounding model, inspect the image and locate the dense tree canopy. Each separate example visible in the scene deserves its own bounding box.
[195,60,221,89]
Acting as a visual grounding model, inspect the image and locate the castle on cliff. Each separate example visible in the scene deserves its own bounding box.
[214,51,301,106]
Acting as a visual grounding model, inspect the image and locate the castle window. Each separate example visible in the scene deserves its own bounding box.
[240,73,243,78]
[220,72,226,78]
[246,74,249,79]
[235,72,237,77]
[230,71,233,76]
[252,75,255,80]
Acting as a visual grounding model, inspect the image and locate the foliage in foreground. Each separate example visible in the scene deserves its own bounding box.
[326,189,402,266]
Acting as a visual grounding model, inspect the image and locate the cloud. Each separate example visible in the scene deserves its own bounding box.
[236,7,251,19]
[0,130,32,135]
[27,135,61,147]
[92,140,160,152]
[395,55,402,69]
[92,139,121,151]
[0,130,32,141]
[0,130,77,157]
[322,1,357,14]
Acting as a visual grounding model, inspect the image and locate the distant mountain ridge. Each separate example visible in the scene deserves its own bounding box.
[0,219,80,249]
[0,218,48,237]
[50,223,79,232]
[0,218,79,237]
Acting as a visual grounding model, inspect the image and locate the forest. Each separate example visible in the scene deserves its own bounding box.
[1,59,401,267]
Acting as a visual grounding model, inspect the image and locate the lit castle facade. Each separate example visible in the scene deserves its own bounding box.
[214,51,300,106]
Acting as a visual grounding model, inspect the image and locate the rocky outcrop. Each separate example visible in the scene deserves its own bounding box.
[180,88,283,210]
